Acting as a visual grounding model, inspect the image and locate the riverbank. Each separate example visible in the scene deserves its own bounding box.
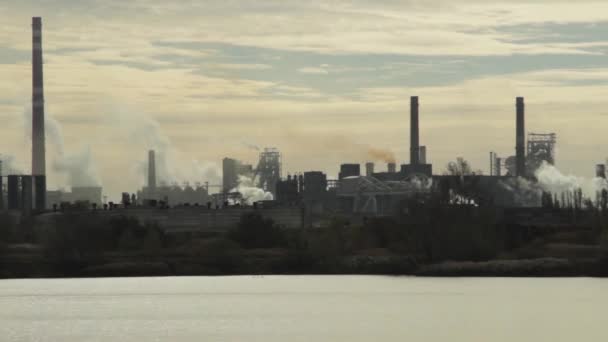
[2,245,607,278]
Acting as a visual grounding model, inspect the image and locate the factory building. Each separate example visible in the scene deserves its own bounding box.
[0,175,47,212]
[45,187,104,208]
[338,164,360,179]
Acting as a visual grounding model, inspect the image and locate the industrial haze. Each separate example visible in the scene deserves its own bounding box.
[1,1,608,201]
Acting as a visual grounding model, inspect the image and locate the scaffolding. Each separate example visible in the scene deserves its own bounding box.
[527,133,557,174]
[254,148,282,196]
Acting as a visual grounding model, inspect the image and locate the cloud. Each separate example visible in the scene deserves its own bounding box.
[298,67,329,74]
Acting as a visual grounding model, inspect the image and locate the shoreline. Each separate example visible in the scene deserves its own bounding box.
[2,257,606,279]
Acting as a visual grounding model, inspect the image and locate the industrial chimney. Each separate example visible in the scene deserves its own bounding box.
[148,150,156,190]
[515,97,526,177]
[388,163,396,173]
[419,146,427,164]
[596,164,606,179]
[32,17,46,210]
[365,162,375,177]
[410,96,420,166]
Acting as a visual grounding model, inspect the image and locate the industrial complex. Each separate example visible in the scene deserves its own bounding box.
[1,17,607,234]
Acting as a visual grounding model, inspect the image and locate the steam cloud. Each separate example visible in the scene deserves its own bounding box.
[500,162,608,207]
[535,162,608,199]
[231,175,273,205]
[21,106,100,188]
[111,110,221,188]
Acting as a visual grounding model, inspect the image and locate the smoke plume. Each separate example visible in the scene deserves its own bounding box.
[231,175,273,205]
[0,155,22,175]
[21,106,100,188]
[109,110,221,187]
[367,147,396,163]
[535,162,608,199]
[52,145,101,187]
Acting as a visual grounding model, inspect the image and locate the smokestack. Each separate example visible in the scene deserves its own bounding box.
[388,163,396,173]
[148,150,156,189]
[516,97,525,177]
[365,162,375,177]
[596,164,606,179]
[419,146,426,164]
[32,17,46,209]
[410,96,420,165]
[496,157,502,176]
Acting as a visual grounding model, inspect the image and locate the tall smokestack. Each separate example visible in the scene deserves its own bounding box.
[148,150,156,189]
[32,17,46,210]
[365,162,374,177]
[516,97,525,177]
[410,96,420,165]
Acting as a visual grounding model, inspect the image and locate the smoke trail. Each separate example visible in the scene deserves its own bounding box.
[367,147,396,163]
[241,141,260,151]
[231,175,273,205]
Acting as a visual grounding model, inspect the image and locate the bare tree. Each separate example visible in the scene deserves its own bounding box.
[444,157,482,176]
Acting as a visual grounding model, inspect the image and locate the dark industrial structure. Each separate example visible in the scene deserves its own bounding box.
[2,17,606,234]
[254,148,282,196]
[148,150,156,191]
[527,133,557,174]
[516,97,526,178]
[32,17,46,211]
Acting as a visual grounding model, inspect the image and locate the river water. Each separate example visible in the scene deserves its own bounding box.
[0,276,607,341]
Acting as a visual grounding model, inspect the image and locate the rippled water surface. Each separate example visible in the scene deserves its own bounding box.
[1,276,607,341]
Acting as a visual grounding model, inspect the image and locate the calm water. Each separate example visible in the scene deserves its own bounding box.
[1,276,607,341]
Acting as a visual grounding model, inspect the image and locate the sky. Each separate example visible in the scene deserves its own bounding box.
[1,0,608,199]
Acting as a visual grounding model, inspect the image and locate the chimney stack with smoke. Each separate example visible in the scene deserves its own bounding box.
[388,162,396,173]
[148,150,156,190]
[410,96,420,166]
[515,97,525,177]
[32,17,46,210]
[365,162,375,177]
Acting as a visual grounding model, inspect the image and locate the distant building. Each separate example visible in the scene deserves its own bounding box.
[46,187,103,208]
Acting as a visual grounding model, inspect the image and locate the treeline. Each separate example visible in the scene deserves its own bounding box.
[3,198,608,277]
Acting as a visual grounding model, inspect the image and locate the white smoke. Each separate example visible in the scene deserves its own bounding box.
[499,162,608,207]
[21,105,100,188]
[231,175,273,205]
[535,162,608,199]
[109,110,221,188]
[499,176,542,207]
[52,145,101,187]
[0,155,23,175]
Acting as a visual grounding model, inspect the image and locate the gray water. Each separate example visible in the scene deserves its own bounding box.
[1,276,607,341]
